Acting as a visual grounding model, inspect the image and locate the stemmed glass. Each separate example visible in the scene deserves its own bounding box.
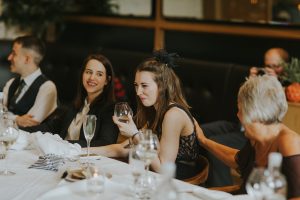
[129,145,145,186]
[129,145,145,195]
[83,115,97,166]
[135,129,159,199]
[114,102,133,123]
[137,129,160,172]
[0,118,19,175]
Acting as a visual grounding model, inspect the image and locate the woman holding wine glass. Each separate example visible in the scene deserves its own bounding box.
[90,50,205,180]
[23,53,119,147]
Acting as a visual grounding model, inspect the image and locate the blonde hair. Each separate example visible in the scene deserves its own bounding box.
[238,75,287,125]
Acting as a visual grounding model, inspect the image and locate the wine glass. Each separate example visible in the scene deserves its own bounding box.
[246,167,272,200]
[129,145,145,188]
[83,115,97,166]
[137,129,160,172]
[114,102,133,123]
[133,130,159,199]
[0,118,19,175]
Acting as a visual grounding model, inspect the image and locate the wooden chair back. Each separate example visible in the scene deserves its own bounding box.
[183,155,209,185]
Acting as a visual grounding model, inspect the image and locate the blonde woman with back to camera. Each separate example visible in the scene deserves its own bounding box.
[196,75,300,200]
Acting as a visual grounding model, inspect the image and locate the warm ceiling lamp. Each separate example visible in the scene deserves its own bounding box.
[250,0,258,4]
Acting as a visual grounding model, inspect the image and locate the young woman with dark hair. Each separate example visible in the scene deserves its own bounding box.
[23,53,119,147]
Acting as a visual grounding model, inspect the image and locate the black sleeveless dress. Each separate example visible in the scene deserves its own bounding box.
[163,104,206,180]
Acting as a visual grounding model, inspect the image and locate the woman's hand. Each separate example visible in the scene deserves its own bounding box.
[194,118,207,146]
[112,114,138,138]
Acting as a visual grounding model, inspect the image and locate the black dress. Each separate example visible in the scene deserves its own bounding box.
[162,104,206,180]
[235,140,300,199]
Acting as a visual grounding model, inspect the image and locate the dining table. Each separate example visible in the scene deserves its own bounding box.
[0,148,252,200]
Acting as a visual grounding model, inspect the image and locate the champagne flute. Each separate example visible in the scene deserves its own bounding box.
[114,102,133,123]
[0,118,19,175]
[83,115,97,166]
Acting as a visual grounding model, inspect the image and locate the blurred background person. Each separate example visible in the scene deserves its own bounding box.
[249,47,289,78]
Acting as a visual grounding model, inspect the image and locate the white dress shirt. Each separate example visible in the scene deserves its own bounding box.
[2,68,58,122]
[65,100,90,140]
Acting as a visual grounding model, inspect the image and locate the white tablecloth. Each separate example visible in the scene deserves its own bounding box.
[0,149,252,200]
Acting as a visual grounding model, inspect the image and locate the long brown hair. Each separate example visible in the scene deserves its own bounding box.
[135,50,190,138]
[74,53,115,110]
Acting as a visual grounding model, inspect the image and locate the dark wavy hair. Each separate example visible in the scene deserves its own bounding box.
[74,53,115,110]
[134,49,190,138]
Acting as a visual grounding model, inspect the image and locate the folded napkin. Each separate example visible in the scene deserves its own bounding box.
[11,129,34,150]
[33,132,81,156]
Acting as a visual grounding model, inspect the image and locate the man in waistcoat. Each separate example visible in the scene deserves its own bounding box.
[2,35,57,127]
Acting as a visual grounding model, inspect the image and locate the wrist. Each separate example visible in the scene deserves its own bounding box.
[131,131,141,145]
[132,131,140,140]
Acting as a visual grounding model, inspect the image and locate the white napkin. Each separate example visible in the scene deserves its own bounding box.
[11,129,34,150]
[33,132,81,156]
[192,187,233,200]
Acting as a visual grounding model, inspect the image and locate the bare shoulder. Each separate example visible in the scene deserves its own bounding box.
[278,128,300,156]
[164,106,188,122]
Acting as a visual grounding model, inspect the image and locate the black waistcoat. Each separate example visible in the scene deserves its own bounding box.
[7,75,48,115]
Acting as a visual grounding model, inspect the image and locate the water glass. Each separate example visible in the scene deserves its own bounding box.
[86,166,105,194]
[129,145,145,195]
[135,173,157,199]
